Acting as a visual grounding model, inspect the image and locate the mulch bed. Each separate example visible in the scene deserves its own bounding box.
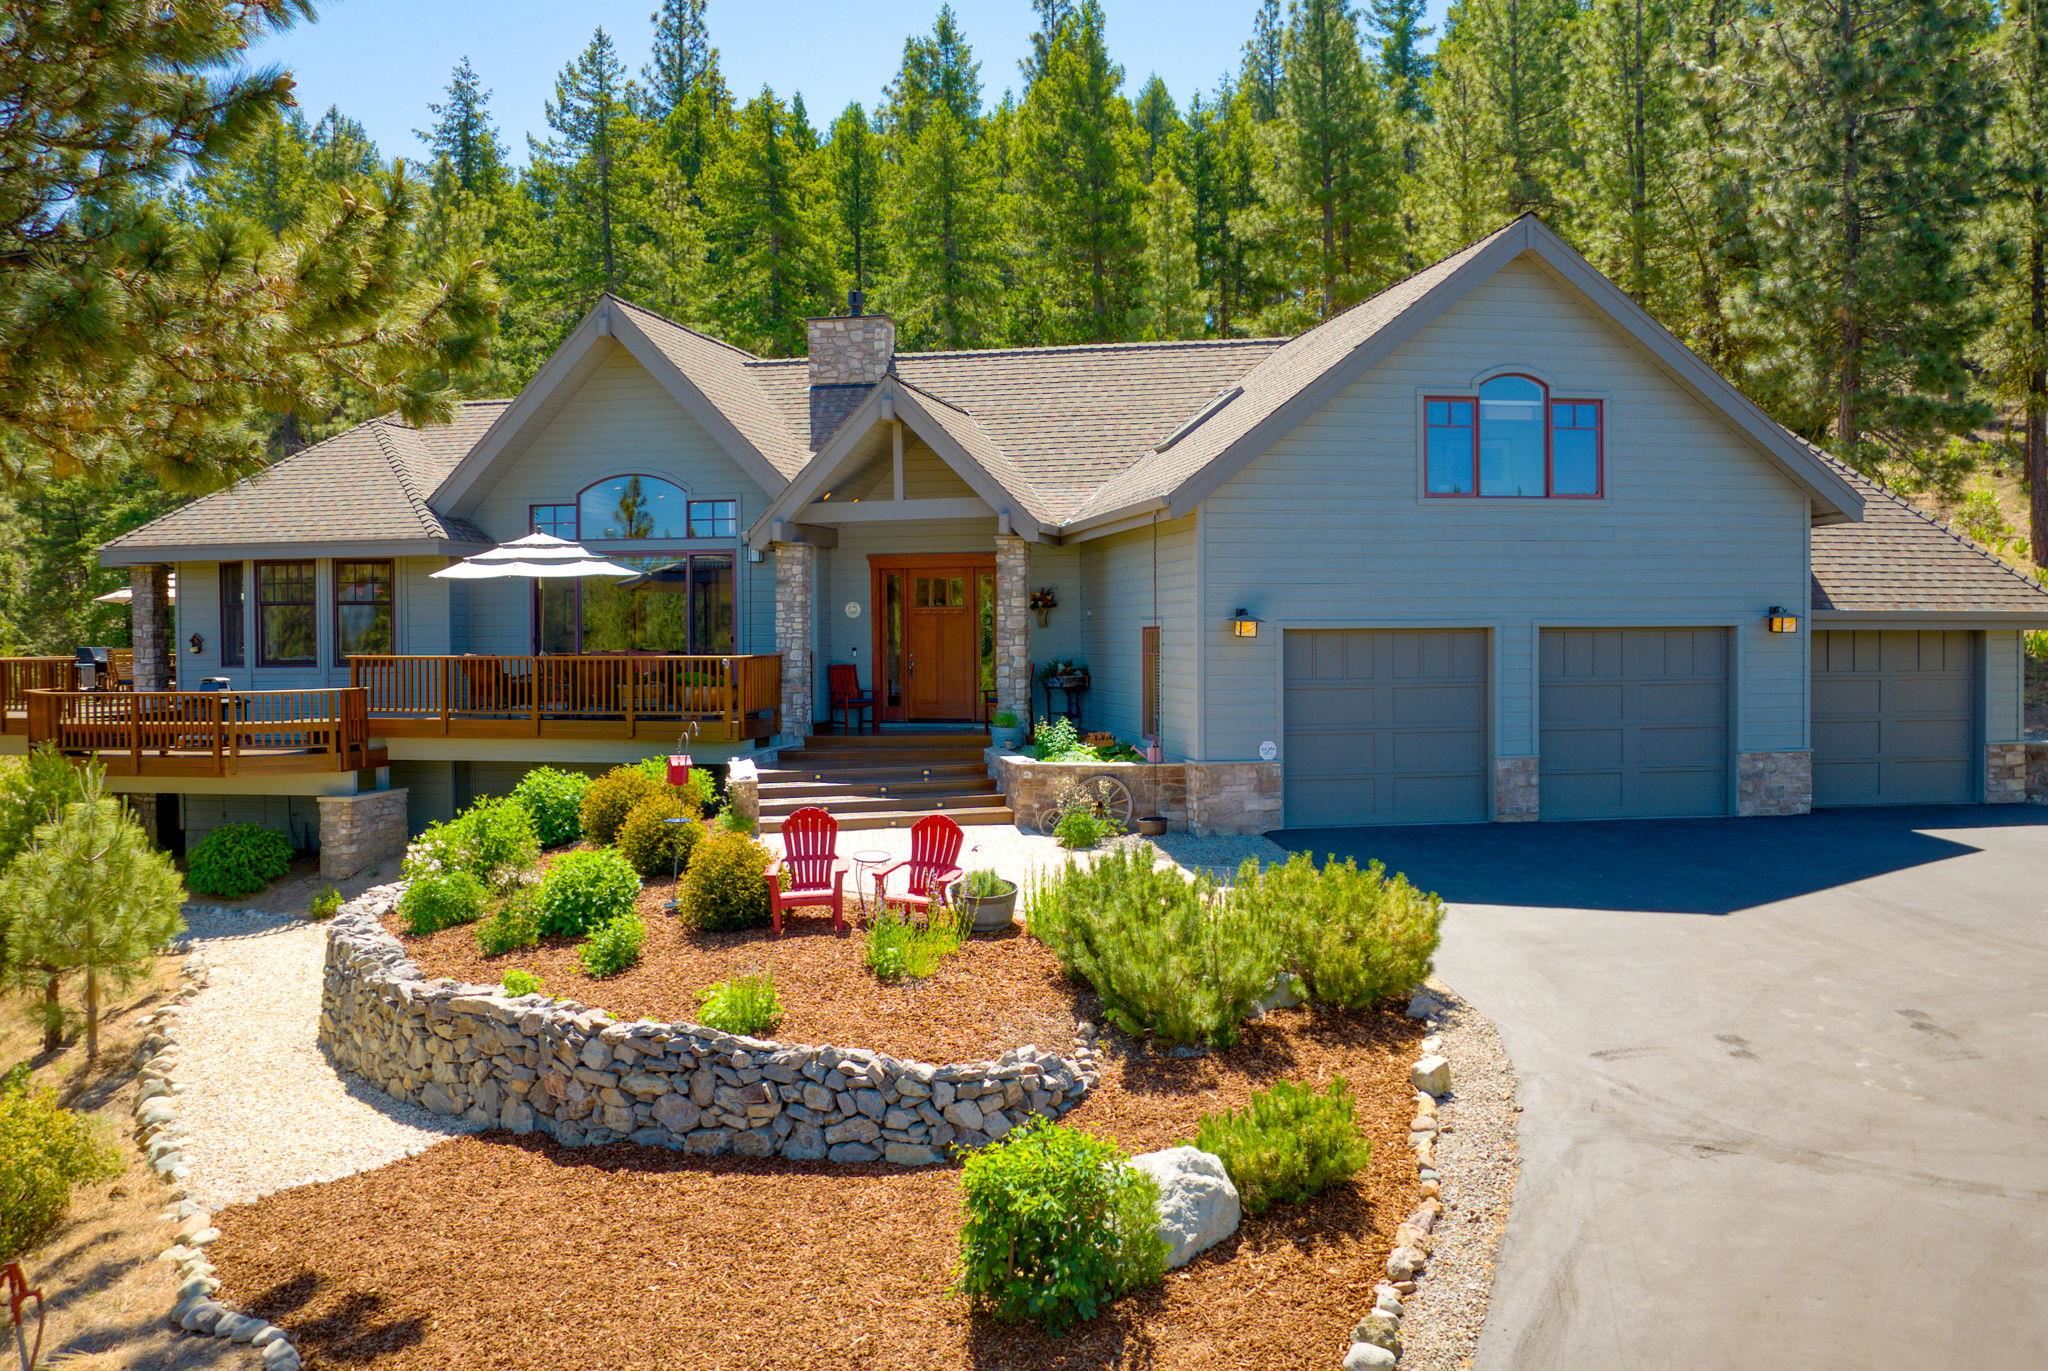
[208,1004,1424,1371]
[386,875,1083,1064]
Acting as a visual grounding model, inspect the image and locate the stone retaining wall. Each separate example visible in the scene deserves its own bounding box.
[316,788,409,880]
[992,753,1188,829]
[318,887,1095,1165]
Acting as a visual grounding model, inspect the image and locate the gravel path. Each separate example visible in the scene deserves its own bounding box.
[173,906,480,1210]
[1398,978,1521,1370]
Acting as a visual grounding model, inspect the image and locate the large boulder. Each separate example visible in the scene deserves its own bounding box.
[1130,1146,1240,1269]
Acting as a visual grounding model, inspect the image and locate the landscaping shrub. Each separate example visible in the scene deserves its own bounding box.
[185,823,294,898]
[510,766,591,847]
[675,828,771,932]
[955,1118,1168,1331]
[631,755,719,813]
[616,793,702,879]
[473,888,541,955]
[864,906,966,981]
[1029,715,1087,761]
[1191,1078,1374,1215]
[578,911,647,977]
[1024,845,1284,1047]
[0,1079,122,1262]
[578,766,663,847]
[1246,854,1444,1007]
[695,972,782,1036]
[398,869,488,934]
[1054,805,1114,849]
[713,806,754,835]
[536,847,641,937]
[308,886,343,919]
[404,797,540,893]
[500,969,546,997]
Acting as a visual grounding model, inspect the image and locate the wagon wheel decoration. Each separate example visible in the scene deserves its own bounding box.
[1036,773,1135,836]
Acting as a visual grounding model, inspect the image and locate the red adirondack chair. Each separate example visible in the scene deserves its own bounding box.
[827,663,876,735]
[872,813,966,917]
[764,806,846,937]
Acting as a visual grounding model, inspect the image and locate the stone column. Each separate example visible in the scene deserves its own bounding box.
[1984,742,2028,804]
[1737,750,1813,816]
[994,534,1031,725]
[773,541,817,742]
[130,564,171,690]
[316,788,409,881]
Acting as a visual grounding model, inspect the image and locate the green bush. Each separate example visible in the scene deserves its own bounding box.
[1028,716,1086,760]
[695,972,782,1036]
[1245,854,1444,1007]
[1192,1079,1375,1215]
[714,806,754,835]
[0,1080,123,1262]
[185,823,294,898]
[675,828,771,932]
[955,1118,1168,1331]
[865,906,967,981]
[536,847,641,937]
[308,886,343,919]
[398,869,488,934]
[510,766,592,846]
[616,793,702,879]
[578,911,647,977]
[473,888,541,955]
[1024,845,1284,1047]
[500,969,546,997]
[631,755,720,813]
[1054,806,1113,849]
[578,766,663,847]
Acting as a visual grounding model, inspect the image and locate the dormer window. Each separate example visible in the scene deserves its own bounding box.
[1425,375,1603,498]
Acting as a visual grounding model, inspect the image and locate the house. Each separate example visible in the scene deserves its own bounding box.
[8,214,2042,867]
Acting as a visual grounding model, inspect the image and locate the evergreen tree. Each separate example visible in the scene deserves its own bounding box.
[1022,0,1081,86]
[1367,0,1435,122]
[1013,1,1146,343]
[1432,0,1576,220]
[1141,159,1206,339]
[883,106,1007,348]
[1982,0,2048,555]
[306,106,379,184]
[420,56,509,195]
[1240,0,1287,121]
[1133,76,1185,182]
[829,103,886,296]
[699,89,838,354]
[184,108,317,234]
[1412,54,1496,256]
[643,0,721,120]
[885,5,983,138]
[1188,88,1267,335]
[537,28,640,292]
[1565,0,1688,313]
[1728,0,1997,467]
[1661,0,1752,375]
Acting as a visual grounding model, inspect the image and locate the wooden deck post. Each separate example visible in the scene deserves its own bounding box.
[212,693,224,775]
[440,656,453,736]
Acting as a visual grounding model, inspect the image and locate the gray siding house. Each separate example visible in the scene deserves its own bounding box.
[48,215,2047,854]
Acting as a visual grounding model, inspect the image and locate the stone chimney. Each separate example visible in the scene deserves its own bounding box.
[806,292,895,389]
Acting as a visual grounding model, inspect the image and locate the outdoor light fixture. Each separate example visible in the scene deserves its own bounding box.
[187,632,204,655]
[1230,609,1261,639]
[1766,606,1799,634]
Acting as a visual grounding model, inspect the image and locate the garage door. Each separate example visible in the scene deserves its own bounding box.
[1282,629,1489,826]
[1540,628,1729,820]
[1812,630,1976,806]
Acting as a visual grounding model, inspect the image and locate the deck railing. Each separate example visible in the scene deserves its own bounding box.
[348,653,782,740]
[25,688,374,774]
[2,657,74,720]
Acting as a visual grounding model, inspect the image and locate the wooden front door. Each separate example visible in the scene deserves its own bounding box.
[872,555,992,722]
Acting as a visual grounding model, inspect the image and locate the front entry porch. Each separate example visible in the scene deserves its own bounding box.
[867,553,995,724]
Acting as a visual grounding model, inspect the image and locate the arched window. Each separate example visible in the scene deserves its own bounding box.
[579,475,688,540]
[1424,374,1603,499]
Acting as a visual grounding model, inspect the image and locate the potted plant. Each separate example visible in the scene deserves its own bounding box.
[952,867,1020,933]
[989,709,1025,750]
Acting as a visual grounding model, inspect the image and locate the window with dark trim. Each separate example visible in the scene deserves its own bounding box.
[531,503,577,538]
[1424,375,1604,498]
[1141,625,1161,741]
[535,552,735,654]
[687,499,737,538]
[219,563,245,667]
[256,561,317,667]
[334,560,394,662]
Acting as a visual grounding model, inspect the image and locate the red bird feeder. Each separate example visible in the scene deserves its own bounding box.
[667,754,694,788]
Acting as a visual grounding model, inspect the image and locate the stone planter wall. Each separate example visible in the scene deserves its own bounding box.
[318,888,1095,1165]
[316,788,409,880]
[991,752,1188,830]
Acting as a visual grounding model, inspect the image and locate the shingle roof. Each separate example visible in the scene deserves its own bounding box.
[609,298,808,478]
[1809,452,2048,617]
[103,403,505,555]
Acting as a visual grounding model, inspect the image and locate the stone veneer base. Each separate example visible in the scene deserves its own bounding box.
[1492,757,1538,821]
[1183,761,1284,836]
[316,788,409,881]
[1737,750,1813,817]
[1985,742,2029,805]
[319,887,1097,1164]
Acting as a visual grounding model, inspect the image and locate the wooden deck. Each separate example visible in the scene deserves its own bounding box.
[24,687,382,778]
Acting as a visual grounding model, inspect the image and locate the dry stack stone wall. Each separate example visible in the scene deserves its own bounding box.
[319,888,1095,1165]
[315,788,409,880]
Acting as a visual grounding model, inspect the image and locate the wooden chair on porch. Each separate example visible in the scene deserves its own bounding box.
[872,813,966,919]
[764,806,846,937]
[827,663,876,735]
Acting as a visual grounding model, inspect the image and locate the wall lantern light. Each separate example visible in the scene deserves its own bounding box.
[187,632,205,655]
[1229,609,1261,639]
[1765,606,1799,634]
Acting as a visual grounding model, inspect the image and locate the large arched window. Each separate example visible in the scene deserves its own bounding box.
[1425,375,1603,498]
[529,474,740,655]
[579,474,689,540]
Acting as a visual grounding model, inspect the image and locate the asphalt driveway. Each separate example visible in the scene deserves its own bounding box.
[1275,806,2048,1371]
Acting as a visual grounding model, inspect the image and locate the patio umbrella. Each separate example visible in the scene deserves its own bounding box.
[430,531,637,581]
[94,573,177,605]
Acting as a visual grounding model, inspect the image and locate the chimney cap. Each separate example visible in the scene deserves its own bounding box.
[848,289,864,317]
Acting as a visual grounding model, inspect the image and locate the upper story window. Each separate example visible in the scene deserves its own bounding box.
[579,475,688,540]
[1425,375,1603,499]
[687,499,738,538]
[531,503,577,539]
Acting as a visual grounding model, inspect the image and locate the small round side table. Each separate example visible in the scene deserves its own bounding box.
[849,848,893,920]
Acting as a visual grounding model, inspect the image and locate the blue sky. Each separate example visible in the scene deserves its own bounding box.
[248,0,1451,165]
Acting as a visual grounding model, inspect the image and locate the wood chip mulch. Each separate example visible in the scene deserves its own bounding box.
[208,1004,1424,1371]
[386,879,1084,1064]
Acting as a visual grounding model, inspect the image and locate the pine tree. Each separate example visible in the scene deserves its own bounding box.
[1240,0,1286,121]
[883,105,1006,349]
[184,108,316,234]
[306,107,379,184]
[537,28,640,293]
[1412,54,1496,256]
[1021,0,1081,86]
[885,5,983,138]
[1432,0,1576,220]
[1661,0,1752,375]
[1728,0,1997,467]
[420,56,509,196]
[1982,0,2048,555]
[643,0,721,120]
[1141,159,1206,339]
[1565,0,1688,313]
[829,104,886,296]
[699,89,838,354]
[1262,0,1402,325]
[1365,0,1434,267]
[1133,76,1185,182]
[1188,87,1268,335]
[0,0,496,487]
